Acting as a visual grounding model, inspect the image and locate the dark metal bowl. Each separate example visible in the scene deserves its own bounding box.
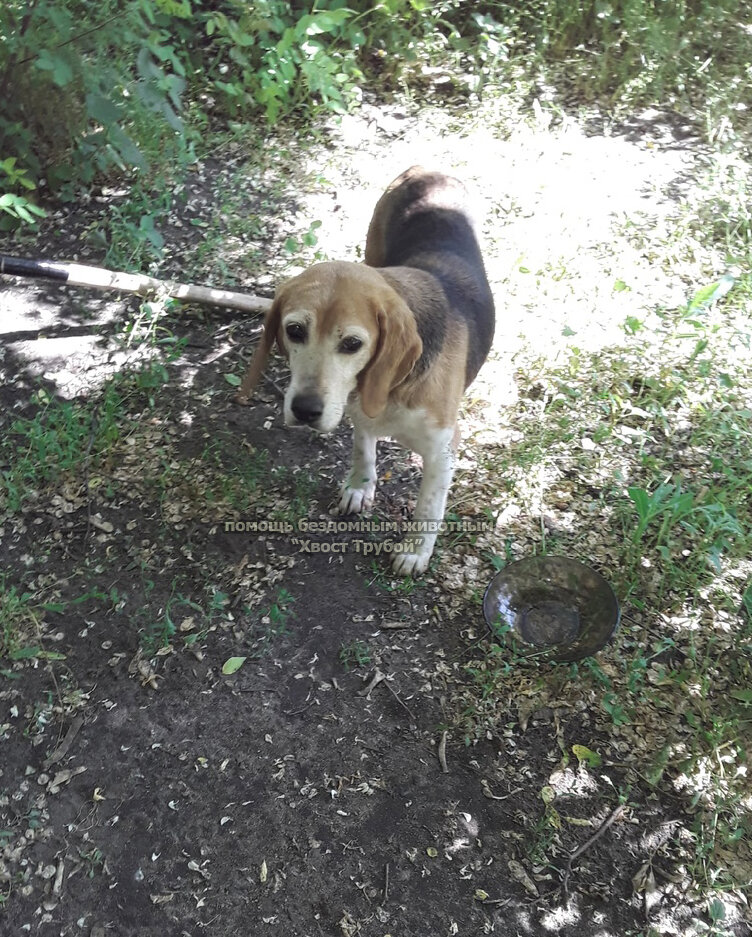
[482,556,620,662]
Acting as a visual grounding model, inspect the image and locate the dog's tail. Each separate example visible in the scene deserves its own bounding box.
[234,299,281,405]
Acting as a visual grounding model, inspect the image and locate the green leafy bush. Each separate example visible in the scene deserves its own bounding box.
[0,0,192,197]
[0,156,45,229]
[1,0,749,219]
[199,1,365,120]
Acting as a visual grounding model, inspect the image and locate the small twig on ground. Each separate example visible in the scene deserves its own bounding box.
[82,407,101,543]
[357,668,416,719]
[43,715,84,769]
[438,730,449,774]
[480,778,522,800]
[263,372,286,398]
[381,863,390,905]
[561,803,626,897]
[284,700,317,716]
[52,859,65,896]
[447,637,487,663]
[358,669,386,697]
[382,678,416,721]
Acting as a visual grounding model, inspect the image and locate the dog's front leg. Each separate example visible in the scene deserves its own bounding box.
[339,425,378,514]
[392,430,456,577]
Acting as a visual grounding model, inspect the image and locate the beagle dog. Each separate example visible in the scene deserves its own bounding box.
[236,166,495,575]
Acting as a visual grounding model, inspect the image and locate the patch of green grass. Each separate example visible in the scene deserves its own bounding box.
[137,581,231,656]
[366,558,420,595]
[93,182,171,272]
[622,480,744,601]
[0,359,174,514]
[263,588,295,633]
[118,300,189,361]
[166,441,319,524]
[270,468,320,525]
[338,639,372,672]
[78,845,105,879]
[455,259,751,910]
[0,577,116,665]
[141,592,199,656]
[504,0,752,134]
[247,588,297,658]
[527,786,562,869]
[188,444,273,514]
[0,581,39,661]
[173,149,287,283]
[2,389,118,512]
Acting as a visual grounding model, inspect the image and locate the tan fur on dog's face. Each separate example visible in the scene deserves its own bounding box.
[271,261,422,433]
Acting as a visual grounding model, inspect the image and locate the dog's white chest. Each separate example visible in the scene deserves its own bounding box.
[346,396,447,458]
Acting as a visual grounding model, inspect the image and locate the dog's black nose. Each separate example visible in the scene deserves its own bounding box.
[291,393,324,425]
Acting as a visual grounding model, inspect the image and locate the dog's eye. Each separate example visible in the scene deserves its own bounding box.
[285,323,307,343]
[339,336,363,354]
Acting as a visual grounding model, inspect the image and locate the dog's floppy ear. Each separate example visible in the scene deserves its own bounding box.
[234,293,285,405]
[359,294,422,418]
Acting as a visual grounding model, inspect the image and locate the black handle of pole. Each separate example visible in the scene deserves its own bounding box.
[0,255,71,283]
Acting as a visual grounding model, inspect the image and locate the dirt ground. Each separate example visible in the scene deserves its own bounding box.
[1,310,653,937]
[1,95,750,936]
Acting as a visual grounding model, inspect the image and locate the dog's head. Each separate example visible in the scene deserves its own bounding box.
[239,261,422,432]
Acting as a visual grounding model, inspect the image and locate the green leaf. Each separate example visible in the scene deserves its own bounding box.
[107,126,147,171]
[215,80,243,97]
[139,215,164,251]
[628,486,649,521]
[572,744,602,767]
[224,373,241,387]
[9,646,43,660]
[730,688,752,705]
[687,280,720,311]
[623,315,643,334]
[222,656,247,675]
[86,93,121,127]
[688,274,736,312]
[0,193,45,223]
[708,898,726,923]
[36,50,74,87]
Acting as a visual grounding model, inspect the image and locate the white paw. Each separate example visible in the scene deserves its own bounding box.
[392,547,431,577]
[339,481,375,515]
